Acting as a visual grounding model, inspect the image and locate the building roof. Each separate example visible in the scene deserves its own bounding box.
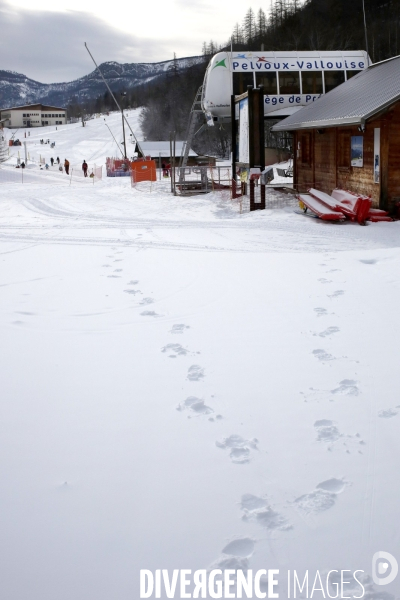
[272,55,400,131]
[136,141,197,157]
[0,104,66,112]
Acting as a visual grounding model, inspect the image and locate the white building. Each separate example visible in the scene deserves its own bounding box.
[0,104,67,128]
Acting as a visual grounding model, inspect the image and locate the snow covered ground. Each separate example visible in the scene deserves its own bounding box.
[1,114,400,600]
[3,109,143,171]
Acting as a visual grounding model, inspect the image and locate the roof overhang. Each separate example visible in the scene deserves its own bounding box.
[272,116,362,132]
[273,90,400,132]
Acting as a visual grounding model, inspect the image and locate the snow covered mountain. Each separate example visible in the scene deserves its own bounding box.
[0,56,205,109]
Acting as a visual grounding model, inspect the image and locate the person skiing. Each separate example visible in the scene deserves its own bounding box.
[50,157,54,166]
[56,157,60,164]
[82,160,88,177]
[64,159,70,175]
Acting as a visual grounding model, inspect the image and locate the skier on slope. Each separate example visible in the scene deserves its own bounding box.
[82,160,88,177]
[64,159,70,175]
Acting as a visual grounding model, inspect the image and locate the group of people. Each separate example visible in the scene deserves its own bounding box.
[50,157,60,167]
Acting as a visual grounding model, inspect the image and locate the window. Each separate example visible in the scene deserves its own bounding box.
[301,72,323,94]
[279,71,300,94]
[233,72,255,95]
[300,133,312,165]
[23,113,27,117]
[324,71,345,92]
[338,131,351,167]
[255,72,277,94]
[346,70,360,80]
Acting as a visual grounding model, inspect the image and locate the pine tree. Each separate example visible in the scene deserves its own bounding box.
[255,8,267,42]
[242,8,256,44]
[232,23,244,45]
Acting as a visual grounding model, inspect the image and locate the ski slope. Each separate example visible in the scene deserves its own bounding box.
[0,117,400,600]
[4,109,143,169]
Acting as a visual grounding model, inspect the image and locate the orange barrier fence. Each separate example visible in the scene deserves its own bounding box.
[130,160,157,186]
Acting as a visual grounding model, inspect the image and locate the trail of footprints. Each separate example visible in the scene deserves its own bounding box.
[102,251,382,574]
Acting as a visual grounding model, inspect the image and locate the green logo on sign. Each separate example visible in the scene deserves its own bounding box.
[213,59,227,69]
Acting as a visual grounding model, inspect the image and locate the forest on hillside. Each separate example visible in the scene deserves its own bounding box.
[70,0,400,157]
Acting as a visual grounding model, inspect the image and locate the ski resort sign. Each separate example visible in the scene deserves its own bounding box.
[231,55,367,72]
[202,50,370,120]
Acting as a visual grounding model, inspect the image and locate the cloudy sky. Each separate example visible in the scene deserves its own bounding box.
[0,0,251,83]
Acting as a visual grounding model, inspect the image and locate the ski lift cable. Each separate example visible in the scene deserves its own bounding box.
[84,43,144,157]
[104,122,124,158]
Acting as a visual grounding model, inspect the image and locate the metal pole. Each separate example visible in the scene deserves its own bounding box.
[84,43,144,156]
[105,122,124,157]
[169,134,173,193]
[121,109,127,159]
[362,0,370,64]
[173,133,176,196]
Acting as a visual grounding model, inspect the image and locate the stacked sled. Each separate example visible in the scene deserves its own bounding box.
[297,188,393,224]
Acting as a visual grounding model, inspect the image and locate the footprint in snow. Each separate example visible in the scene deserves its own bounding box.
[314,420,366,453]
[240,493,292,530]
[314,420,341,443]
[317,326,340,337]
[216,435,258,464]
[140,311,160,317]
[140,297,154,305]
[293,478,349,516]
[314,307,328,317]
[221,538,255,558]
[312,349,335,361]
[187,365,204,381]
[209,556,249,574]
[102,264,112,268]
[107,275,121,278]
[177,396,213,415]
[328,290,344,298]
[360,259,377,264]
[162,343,188,357]
[331,379,359,396]
[171,324,190,334]
[378,407,399,418]
[114,269,123,273]
[318,278,332,284]
[124,289,141,295]
[127,280,139,285]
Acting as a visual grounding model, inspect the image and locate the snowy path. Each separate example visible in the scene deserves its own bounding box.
[1,124,400,600]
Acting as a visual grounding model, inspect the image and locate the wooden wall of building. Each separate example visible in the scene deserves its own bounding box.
[387,104,400,205]
[294,101,400,209]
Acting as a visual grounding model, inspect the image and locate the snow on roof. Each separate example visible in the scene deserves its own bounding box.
[0,103,66,112]
[137,141,197,157]
[272,55,400,131]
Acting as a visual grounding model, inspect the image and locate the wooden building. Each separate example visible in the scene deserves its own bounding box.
[272,56,400,210]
